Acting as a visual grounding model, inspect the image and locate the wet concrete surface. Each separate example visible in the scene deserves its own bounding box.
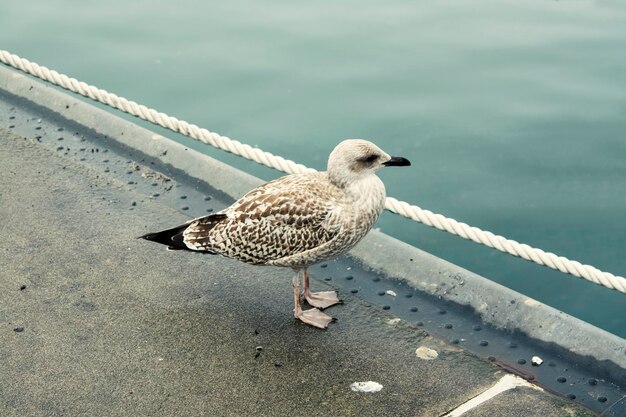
[0,126,601,417]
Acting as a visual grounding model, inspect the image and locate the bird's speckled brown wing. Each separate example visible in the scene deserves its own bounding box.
[182,173,342,265]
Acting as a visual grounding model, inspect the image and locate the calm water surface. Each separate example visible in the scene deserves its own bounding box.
[3,0,625,337]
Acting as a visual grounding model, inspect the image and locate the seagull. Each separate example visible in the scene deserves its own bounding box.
[140,139,410,329]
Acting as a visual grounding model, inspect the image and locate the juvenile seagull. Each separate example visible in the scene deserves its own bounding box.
[140,139,410,329]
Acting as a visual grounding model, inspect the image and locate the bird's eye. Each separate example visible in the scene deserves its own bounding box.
[359,154,379,164]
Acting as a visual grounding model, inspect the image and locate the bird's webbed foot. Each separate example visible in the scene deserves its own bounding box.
[294,307,333,329]
[304,290,342,309]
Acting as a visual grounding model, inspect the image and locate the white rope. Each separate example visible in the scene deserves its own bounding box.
[2,49,625,294]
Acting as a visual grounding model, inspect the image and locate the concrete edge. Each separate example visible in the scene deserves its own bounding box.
[2,64,625,370]
[351,232,626,368]
[0,66,264,199]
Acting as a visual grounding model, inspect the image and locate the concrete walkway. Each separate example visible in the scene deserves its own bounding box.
[0,127,595,417]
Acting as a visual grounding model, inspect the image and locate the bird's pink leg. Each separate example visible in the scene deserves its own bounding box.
[302,268,342,309]
[292,275,333,329]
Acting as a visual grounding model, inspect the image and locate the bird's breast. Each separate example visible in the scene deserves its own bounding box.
[333,175,386,242]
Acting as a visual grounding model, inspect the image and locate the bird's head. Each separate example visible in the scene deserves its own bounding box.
[327,139,411,187]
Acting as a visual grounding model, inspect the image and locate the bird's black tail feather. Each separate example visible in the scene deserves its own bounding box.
[138,224,190,251]
[140,213,228,253]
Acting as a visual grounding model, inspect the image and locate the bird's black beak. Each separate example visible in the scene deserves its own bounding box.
[382,156,411,167]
